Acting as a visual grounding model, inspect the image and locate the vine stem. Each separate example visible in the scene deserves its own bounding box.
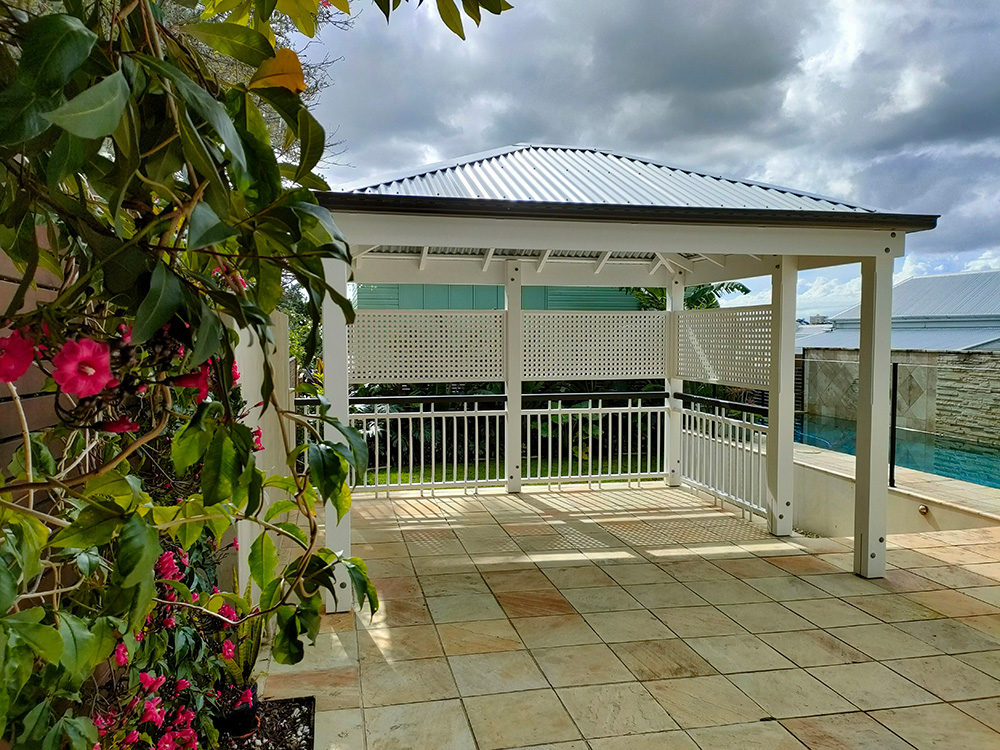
[5,381,33,509]
[0,498,70,528]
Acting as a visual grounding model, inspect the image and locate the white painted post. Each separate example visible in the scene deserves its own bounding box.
[854,253,893,577]
[505,261,523,492]
[323,259,353,612]
[767,256,797,536]
[666,276,684,486]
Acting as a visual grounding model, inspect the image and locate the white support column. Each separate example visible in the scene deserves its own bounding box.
[323,259,353,612]
[854,254,893,578]
[666,276,684,486]
[505,261,523,492]
[766,256,797,536]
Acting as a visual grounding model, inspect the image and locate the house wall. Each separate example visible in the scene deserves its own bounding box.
[802,347,1000,445]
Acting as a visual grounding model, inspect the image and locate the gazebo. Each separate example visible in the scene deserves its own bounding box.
[316,144,937,592]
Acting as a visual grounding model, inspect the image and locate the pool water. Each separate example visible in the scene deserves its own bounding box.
[795,414,1000,490]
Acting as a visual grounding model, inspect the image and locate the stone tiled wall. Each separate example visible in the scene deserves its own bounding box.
[802,348,1000,446]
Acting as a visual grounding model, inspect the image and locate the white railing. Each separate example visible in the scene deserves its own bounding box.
[680,402,768,516]
[522,396,669,488]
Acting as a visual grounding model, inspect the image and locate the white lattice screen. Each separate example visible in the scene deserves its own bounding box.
[674,306,772,389]
[523,311,668,381]
[348,311,505,383]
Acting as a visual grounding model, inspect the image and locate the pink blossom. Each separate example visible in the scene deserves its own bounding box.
[173,363,210,403]
[221,639,235,659]
[163,616,176,628]
[233,688,254,710]
[162,588,177,603]
[179,550,189,566]
[0,330,34,382]
[231,361,240,383]
[140,697,165,727]
[176,679,190,691]
[124,731,139,744]
[154,551,183,581]
[156,733,177,750]
[52,338,114,397]
[134,631,145,642]
[218,603,237,626]
[118,324,132,344]
[100,416,141,433]
[139,672,167,692]
[114,643,129,667]
[232,538,239,552]
[252,426,264,451]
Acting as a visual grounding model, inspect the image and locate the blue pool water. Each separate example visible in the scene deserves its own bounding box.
[795,414,1000,490]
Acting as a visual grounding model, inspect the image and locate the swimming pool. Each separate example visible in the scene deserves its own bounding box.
[795,413,1000,490]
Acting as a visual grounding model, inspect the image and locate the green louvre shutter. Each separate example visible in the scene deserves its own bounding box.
[525,287,640,310]
[354,284,636,311]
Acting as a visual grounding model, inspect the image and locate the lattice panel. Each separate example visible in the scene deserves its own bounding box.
[674,306,772,389]
[523,311,667,380]
[348,311,505,383]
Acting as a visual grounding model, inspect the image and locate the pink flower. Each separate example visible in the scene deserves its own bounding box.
[173,363,210,403]
[100,416,141,433]
[163,616,176,628]
[233,688,254,710]
[232,538,239,552]
[156,733,177,750]
[176,679,190,691]
[0,330,34,382]
[114,643,129,667]
[118,324,132,344]
[52,338,114,397]
[231,361,240,383]
[252,426,264,451]
[179,550,189,566]
[221,640,235,659]
[140,697,165,727]
[218,603,237,626]
[154,551,183,581]
[139,672,167,692]
[124,731,139,744]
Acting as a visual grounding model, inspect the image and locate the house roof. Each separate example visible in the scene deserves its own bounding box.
[797,327,1000,352]
[833,270,1000,321]
[319,144,938,233]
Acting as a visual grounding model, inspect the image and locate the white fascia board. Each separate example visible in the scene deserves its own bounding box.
[332,212,906,259]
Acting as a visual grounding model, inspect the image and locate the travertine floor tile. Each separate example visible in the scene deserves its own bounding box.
[449,650,547,696]
[746,576,829,601]
[718,602,814,633]
[371,576,422,600]
[685,579,771,605]
[905,588,1000,617]
[886,549,944,569]
[715,556,787,579]
[602,562,674,585]
[827,623,943,660]
[436,619,524,655]
[557,682,678,738]
[784,598,879,628]
[910,565,1000,589]
[625,582,707,608]
[687,721,806,749]
[358,625,444,663]
[885,654,1000,701]
[588,731,698,749]
[561,585,642,612]
[841,593,943,623]
[653,606,746,637]
[361,657,458,707]
[584,610,675,642]
[728,668,854,718]
[895,617,1000,653]
[360,598,432,629]
[758,629,869,667]
[263,667,360,711]
[426,593,504,623]
[644,675,768,728]
[956,649,1000,679]
[808,661,938,710]
[543,564,617,588]
[418,571,490,597]
[659,559,732,582]
[802,573,887,597]
[532,643,634,686]
[781,712,915,750]
[365,699,474,750]
[685,633,794,673]
[482,568,555,592]
[610,638,716,680]
[411,553,476,576]
[314,708,364,750]
[268,632,357,673]
[365,557,416,579]
[963,585,1000,607]
[407,539,467,556]
[464,689,581,750]
[767,555,844,576]
[961,613,1000,639]
[871,702,1000,749]
[497,590,577,618]
[955,697,1000,732]
[511,614,601,648]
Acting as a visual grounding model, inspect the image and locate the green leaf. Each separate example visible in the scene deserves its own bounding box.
[462,0,481,25]
[308,441,347,507]
[48,505,124,549]
[325,418,369,476]
[185,22,275,66]
[202,429,237,506]
[44,71,129,139]
[294,108,324,180]
[171,411,217,474]
[46,131,86,187]
[115,514,160,589]
[18,14,97,92]
[344,556,379,615]
[436,0,465,38]
[56,613,97,680]
[271,606,304,664]
[191,305,225,365]
[0,564,16,613]
[132,262,184,344]
[273,521,308,548]
[248,533,277,590]
[187,202,237,250]
[263,499,298,522]
[4,612,64,663]
[176,502,207,550]
[279,163,329,189]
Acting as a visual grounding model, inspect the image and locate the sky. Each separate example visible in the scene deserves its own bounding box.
[306,0,1000,318]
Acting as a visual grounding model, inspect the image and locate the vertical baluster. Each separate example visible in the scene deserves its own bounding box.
[587,403,593,488]
[597,399,604,489]
[557,400,563,487]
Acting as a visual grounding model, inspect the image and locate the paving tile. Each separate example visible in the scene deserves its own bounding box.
[961,613,1000,639]
[532,643,634,686]
[543,564,617,588]
[895,617,1000,653]
[963,586,1000,607]
[827,623,943,659]
[360,598,432,629]
[407,539,467,556]
[437,619,524,655]
[885,654,1000,701]
[497,589,577,618]
[955,697,1000,732]
[687,721,806,749]
[746,576,830,601]
[715,556,787,578]
[314,708,364,750]
[802,573,887,597]
[511,614,601,648]
[358,625,444,663]
[871,568,946,593]
[610,638,716,680]
[841,593,943,623]
[659,559,732,582]
[807,661,938,710]
[784,598,880,628]
[871,702,1000,749]
[910,565,1000,589]
[728,668,854,718]
[482,568,555,592]
[781,712,915,749]
[602,562,674,585]
[449,650,548,696]
[584,610,676,642]
[588,731,698,749]
[956,650,1000,679]
[905,588,1000,617]
[558,682,678,738]
[464,689,581,750]
[355,541,409,559]
[366,558,416,579]
[583,547,646,564]
[263,667,360,711]
[268,631,357,673]
[652,605,746,637]
[361,657,458,707]
[766,555,844,576]
[372,576,422,600]
[624,582,707,608]
[418,572,490,597]
[717,602,815,633]
[684,579,771,605]
[561,585,642,613]
[758,629,869,667]
[426,593,504,623]
[365,699,474,750]
[684,634,794,673]
[411,554,477,576]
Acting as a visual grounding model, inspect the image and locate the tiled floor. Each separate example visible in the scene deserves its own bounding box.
[260,486,1000,749]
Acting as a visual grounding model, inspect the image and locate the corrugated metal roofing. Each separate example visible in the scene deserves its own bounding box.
[797,327,1000,351]
[834,270,1000,320]
[342,144,876,213]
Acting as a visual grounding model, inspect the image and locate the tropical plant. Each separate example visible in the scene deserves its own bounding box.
[630,281,752,311]
[0,0,512,746]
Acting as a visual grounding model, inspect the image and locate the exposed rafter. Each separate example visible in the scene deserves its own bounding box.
[482,247,495,271]
[419,246,430,271]
[595,251,612,275]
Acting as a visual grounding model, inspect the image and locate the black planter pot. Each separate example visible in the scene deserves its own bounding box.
[214,682,260,738]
